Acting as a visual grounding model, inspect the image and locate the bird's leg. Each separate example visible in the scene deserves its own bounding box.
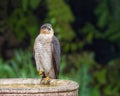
[38,70,51,85]
[38,70,43,76]
[38,70,46,84]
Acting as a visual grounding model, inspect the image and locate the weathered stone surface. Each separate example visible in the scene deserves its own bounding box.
[0,78,79,96]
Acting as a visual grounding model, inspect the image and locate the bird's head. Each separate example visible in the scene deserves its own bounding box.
[40,23,54,35]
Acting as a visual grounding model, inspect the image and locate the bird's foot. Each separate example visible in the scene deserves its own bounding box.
[44,76,51,84]
[40,77,51,85]
[38,70,43,76]
[44,76,50,82]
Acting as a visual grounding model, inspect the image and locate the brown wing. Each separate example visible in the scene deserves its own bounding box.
[52,36,60,79]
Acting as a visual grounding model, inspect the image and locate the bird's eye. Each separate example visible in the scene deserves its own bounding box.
[47,27,51,31]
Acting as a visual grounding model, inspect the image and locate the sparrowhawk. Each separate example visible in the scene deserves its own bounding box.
[33,23,60,84]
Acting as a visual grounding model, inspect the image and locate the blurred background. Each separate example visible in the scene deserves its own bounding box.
[0,0,120,95]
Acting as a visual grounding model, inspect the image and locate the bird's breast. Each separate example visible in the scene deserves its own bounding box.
[34,35,53,54]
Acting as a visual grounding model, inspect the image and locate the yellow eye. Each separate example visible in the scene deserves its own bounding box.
[47,27,51,31]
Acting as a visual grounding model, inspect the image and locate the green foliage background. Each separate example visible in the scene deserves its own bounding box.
[0,0,120,96]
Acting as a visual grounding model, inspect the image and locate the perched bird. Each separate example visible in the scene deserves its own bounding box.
[33,23,60,84]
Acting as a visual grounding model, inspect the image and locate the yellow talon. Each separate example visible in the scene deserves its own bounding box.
[38,70,43,76]
[44,76,50,81]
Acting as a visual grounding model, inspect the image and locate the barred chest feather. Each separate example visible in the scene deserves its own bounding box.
[34,34,53,55]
